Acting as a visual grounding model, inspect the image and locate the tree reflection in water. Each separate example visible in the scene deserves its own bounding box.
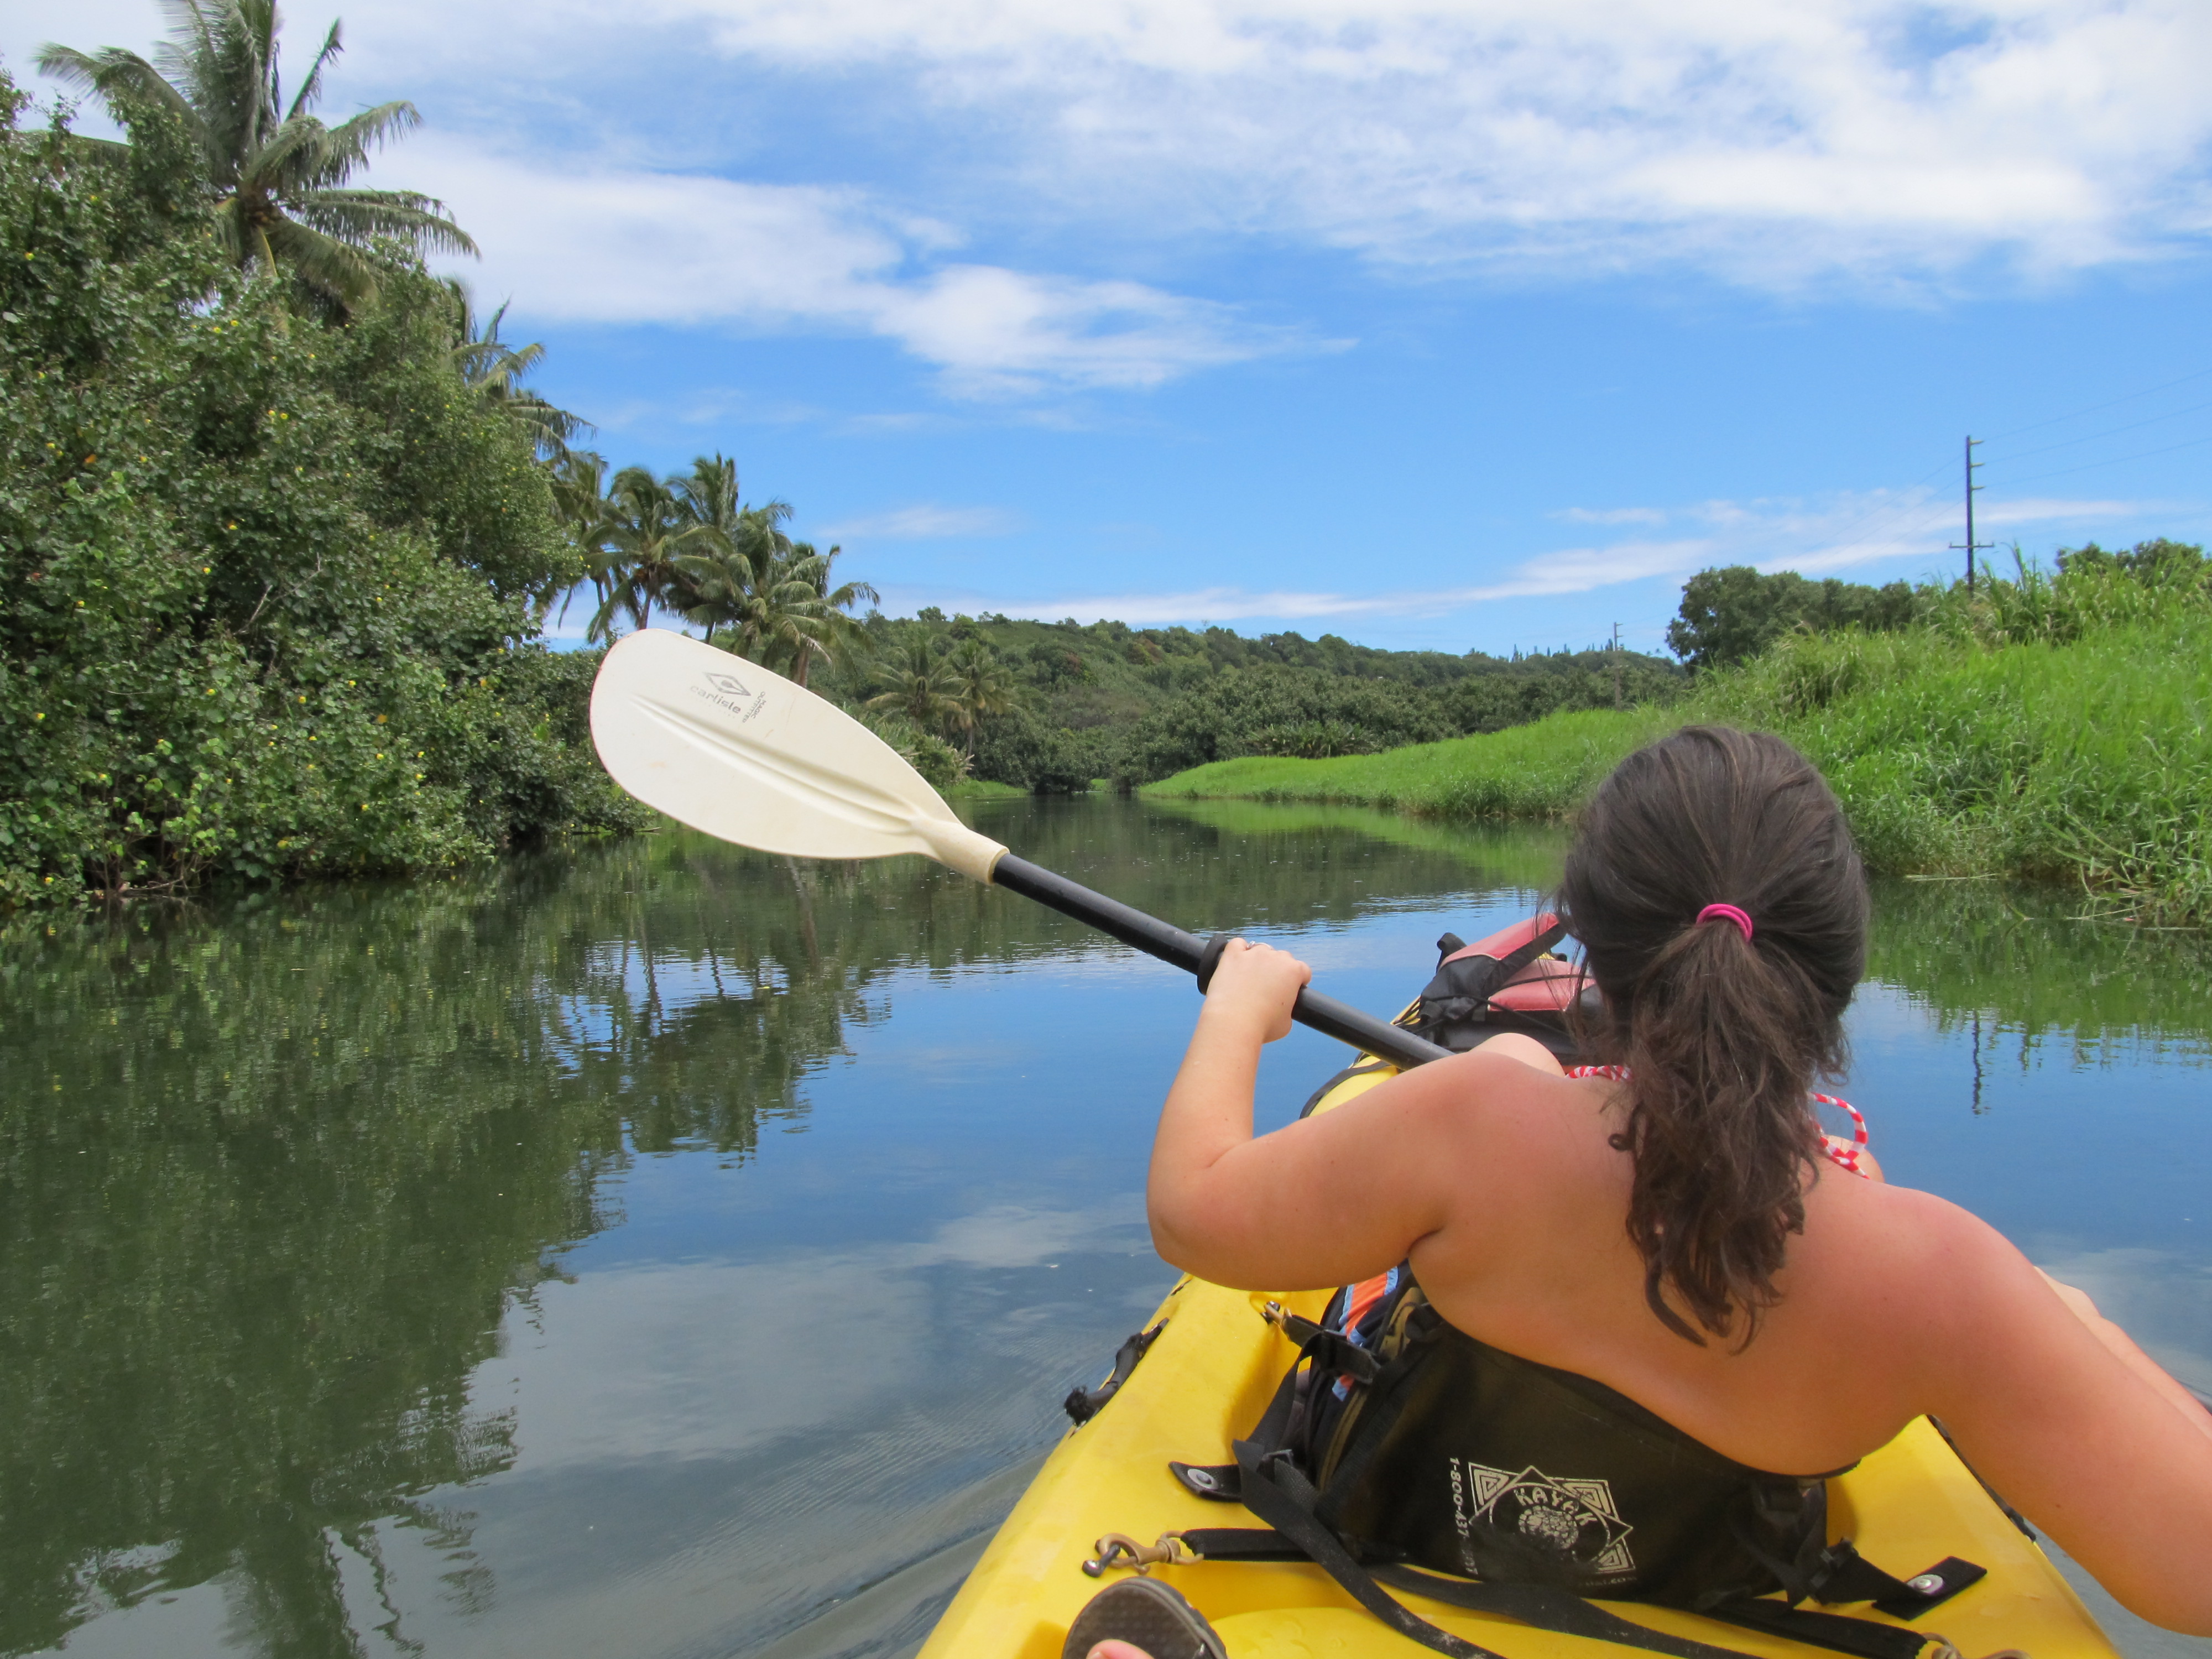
[6,797,2205,1657]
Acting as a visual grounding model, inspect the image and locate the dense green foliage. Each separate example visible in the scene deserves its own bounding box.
[1152,550,2212,921]
[0,75,640,908]
[808,610,1683,792]
[1666,564,1918,671]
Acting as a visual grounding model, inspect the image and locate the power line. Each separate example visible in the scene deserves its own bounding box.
[1984,364,2212,442]
[1985,396,2212,467]
[1990,430,2212,491]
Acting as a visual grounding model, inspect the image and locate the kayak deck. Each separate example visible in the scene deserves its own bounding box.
[920,1075,2121,1659]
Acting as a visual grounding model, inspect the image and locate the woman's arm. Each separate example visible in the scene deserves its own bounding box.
[1918,1204,2212,1633]
[1145,939,1516,1291]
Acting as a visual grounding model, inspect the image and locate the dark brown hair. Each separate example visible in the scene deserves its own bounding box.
[1559,726,1866,1346]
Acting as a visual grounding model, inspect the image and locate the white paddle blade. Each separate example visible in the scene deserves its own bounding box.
[589,629,1008,883]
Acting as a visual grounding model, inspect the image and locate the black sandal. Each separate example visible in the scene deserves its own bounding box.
[1061,1577,1229,1659]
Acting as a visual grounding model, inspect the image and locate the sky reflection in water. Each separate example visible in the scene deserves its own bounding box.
[7,797,2209,1659]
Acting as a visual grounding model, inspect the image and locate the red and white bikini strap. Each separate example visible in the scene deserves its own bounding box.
[1808,1090,1868,1146]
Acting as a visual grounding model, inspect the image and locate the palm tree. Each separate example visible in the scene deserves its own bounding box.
[945,640,1023,754]
[867,636,964,737]
[448,284,585,460]
[588,467,716,641]
[673,504,877,685]
[39,1,477,316]
[781,541,878,689]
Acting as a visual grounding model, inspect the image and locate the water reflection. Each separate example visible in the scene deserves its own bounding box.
[3,797,2209,1658]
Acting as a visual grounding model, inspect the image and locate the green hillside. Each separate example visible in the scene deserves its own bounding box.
[1147,552,2212,922]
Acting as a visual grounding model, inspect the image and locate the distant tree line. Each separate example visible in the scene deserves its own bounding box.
[804,614,1685,794]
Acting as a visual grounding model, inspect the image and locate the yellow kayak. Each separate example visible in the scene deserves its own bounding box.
[918,1065,2121,1659]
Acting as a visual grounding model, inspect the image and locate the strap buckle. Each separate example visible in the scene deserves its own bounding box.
[1082,1531,1200,1578]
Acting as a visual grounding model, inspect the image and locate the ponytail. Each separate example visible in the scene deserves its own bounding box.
[1560,727,1865,1347]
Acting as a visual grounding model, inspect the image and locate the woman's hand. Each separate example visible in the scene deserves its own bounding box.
[1201,938,1311,1043]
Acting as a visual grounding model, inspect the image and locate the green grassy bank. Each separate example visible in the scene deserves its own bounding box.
[1147,565,2212,921]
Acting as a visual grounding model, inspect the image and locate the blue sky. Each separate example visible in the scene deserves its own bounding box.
[10,0,2212,654]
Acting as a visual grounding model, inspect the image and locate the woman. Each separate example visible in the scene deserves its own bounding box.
[1137,726,2212,1638]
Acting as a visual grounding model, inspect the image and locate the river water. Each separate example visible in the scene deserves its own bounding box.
[6,795,2209,1659]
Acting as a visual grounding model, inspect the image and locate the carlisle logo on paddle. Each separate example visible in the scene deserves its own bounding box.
[1449,1457,1635,1579]
[690,670,770,723]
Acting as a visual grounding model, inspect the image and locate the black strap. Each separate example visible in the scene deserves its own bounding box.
[1434,919,1569,1012]
[1271,1309,1381,1384]
[1231,1438,1505,1659]
[1474,919,1570,1005]
[1063,1322,1165,1425]
[1374,1569,1793,1659]
[1175,1526,1305,1560]
[1696,1597,1932,1659]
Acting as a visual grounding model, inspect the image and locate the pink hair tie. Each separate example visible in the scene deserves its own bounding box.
[1696,903,1754,941]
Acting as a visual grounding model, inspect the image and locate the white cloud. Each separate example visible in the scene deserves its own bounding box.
[27,1,2211,324]
[1554,506,1671,526]
[819,504,1020,539]
[580,0,2212,284]
[408,138,1312,394]
[907,490,2151,625]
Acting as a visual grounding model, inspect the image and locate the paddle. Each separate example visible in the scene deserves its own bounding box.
[588,628,1451,1071]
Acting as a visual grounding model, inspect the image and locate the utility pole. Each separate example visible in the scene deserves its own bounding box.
[1611,623,1623,709]
[1948,435,1993,593]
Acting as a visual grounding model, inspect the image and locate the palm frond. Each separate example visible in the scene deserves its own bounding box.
[311,100,424,187]
[147,0,228,112]
[259,215,377,304]
[296,187,477,257]
[233,0,280,127]
[286,17,343,123]
[502,392,586,451]
[34,43,201,134]
[461,338,549,392]
[242,111,330,192]
[33,43,119,96]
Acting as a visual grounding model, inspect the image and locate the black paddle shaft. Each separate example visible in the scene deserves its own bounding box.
[990,854,1451,1071]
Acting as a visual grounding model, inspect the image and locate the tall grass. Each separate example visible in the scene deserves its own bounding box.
[1145,562,2212,921]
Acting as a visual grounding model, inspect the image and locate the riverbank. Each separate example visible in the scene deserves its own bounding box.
[1147,567,2212,922]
